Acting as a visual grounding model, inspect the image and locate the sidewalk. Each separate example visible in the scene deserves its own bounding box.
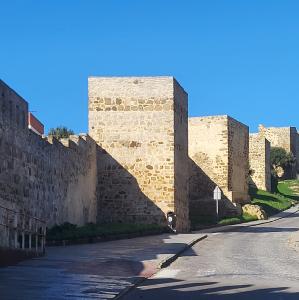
[0,232,206,300]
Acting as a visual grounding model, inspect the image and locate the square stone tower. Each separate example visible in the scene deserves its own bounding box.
[249,134,271,192]
[88,76,189,232]
[188,115,249,217]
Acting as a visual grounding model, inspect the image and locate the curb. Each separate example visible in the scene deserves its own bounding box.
[114,277,148,300]
[114,234,208,299]
[159,235,208,269]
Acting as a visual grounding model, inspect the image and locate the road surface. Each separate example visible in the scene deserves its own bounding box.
[122,211,299,299]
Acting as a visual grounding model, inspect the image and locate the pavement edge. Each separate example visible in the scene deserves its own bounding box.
[114,234,208,299]
[158,235,208,269]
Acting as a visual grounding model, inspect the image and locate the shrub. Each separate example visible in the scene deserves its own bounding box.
[270,147,295,179]
[48,126,74,139]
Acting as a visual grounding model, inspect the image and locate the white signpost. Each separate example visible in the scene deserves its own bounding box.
[213,186,222,221]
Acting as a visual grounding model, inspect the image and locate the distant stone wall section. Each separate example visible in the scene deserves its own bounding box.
[88,77,189,232]
[249,134,271,191]
[188,115,249,217]
[0,80,97,238]
[259,125,298,177]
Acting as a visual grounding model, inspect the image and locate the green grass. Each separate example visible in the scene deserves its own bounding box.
[277,180,299,200]
[191,180,299,228]
[218,213,258,226]
[47,222,168,242]
[250,188,292,216]
[191,212,258,228]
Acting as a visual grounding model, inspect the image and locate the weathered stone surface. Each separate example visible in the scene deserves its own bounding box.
[242,204,268,220]
[88,77,189,232]
[188,115,249,218]
[249,134,271,191]
[259,124,298,177]
[0,80,98,249]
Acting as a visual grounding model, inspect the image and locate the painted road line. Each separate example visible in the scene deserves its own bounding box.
[152,269,181,279]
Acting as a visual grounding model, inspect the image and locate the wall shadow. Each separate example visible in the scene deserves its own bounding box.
[188,158,240,226]
[96,144,168,226]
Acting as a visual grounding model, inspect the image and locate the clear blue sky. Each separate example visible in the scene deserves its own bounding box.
[1,0,299,134]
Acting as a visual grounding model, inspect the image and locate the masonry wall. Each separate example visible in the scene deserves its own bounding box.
[249,134,271,191]
[227,117,250,202]
[259,125,298,177]
[188,115,249,218]
[0,80,97,247]
[88,76,189,232]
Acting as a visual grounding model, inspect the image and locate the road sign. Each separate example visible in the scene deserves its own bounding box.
[213,186,221,221]
[213,186,222,200]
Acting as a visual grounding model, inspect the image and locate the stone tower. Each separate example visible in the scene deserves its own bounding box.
[188,115,249,217]
[249,134,271,192]
[88,76,189,232]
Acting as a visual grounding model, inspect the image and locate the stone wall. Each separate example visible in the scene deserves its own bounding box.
[249,134,271,191]
[188,115,249,218]
[0,80,97,248]
[88,76,189,232]
[259,125,298,177]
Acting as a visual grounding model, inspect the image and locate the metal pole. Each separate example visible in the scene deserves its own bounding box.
[216,199,219,222]
[29,218,32,250]
[5,209,9,247]
[22,216,25,250]
[35,233,38,253]
[14,213,18,248]
[43,226,46,254]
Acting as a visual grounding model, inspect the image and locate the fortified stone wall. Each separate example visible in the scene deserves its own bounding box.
[249,134,271,192]
[0,80,97,248]
[259,125,298,177]
[188,115,249,218]
[88,76,189,232]
[227,116,250,202]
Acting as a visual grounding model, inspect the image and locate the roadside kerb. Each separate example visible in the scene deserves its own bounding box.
[115,234,208,299]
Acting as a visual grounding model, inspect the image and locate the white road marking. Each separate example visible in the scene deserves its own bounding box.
[152,269,180,279]
[197,269,217,277]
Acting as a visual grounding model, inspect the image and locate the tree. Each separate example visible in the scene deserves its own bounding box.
[48,126,74,139]
[270,147,296,179]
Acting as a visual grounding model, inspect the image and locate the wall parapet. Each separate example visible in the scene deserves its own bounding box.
[0,81,98,228]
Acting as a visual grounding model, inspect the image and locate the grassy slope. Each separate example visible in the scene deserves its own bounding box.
[194,180,299,228]
[251,189,291,216]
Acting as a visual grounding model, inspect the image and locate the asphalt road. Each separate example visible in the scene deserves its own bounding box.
[121,211,299,299]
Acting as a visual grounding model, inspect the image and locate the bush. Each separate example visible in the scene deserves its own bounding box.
[46,222,167,242]
[48,126,74,139]
[270,147,296,179]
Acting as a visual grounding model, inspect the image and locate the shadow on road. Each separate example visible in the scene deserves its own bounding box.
[123,278,299,300]
[221,226,299,234]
